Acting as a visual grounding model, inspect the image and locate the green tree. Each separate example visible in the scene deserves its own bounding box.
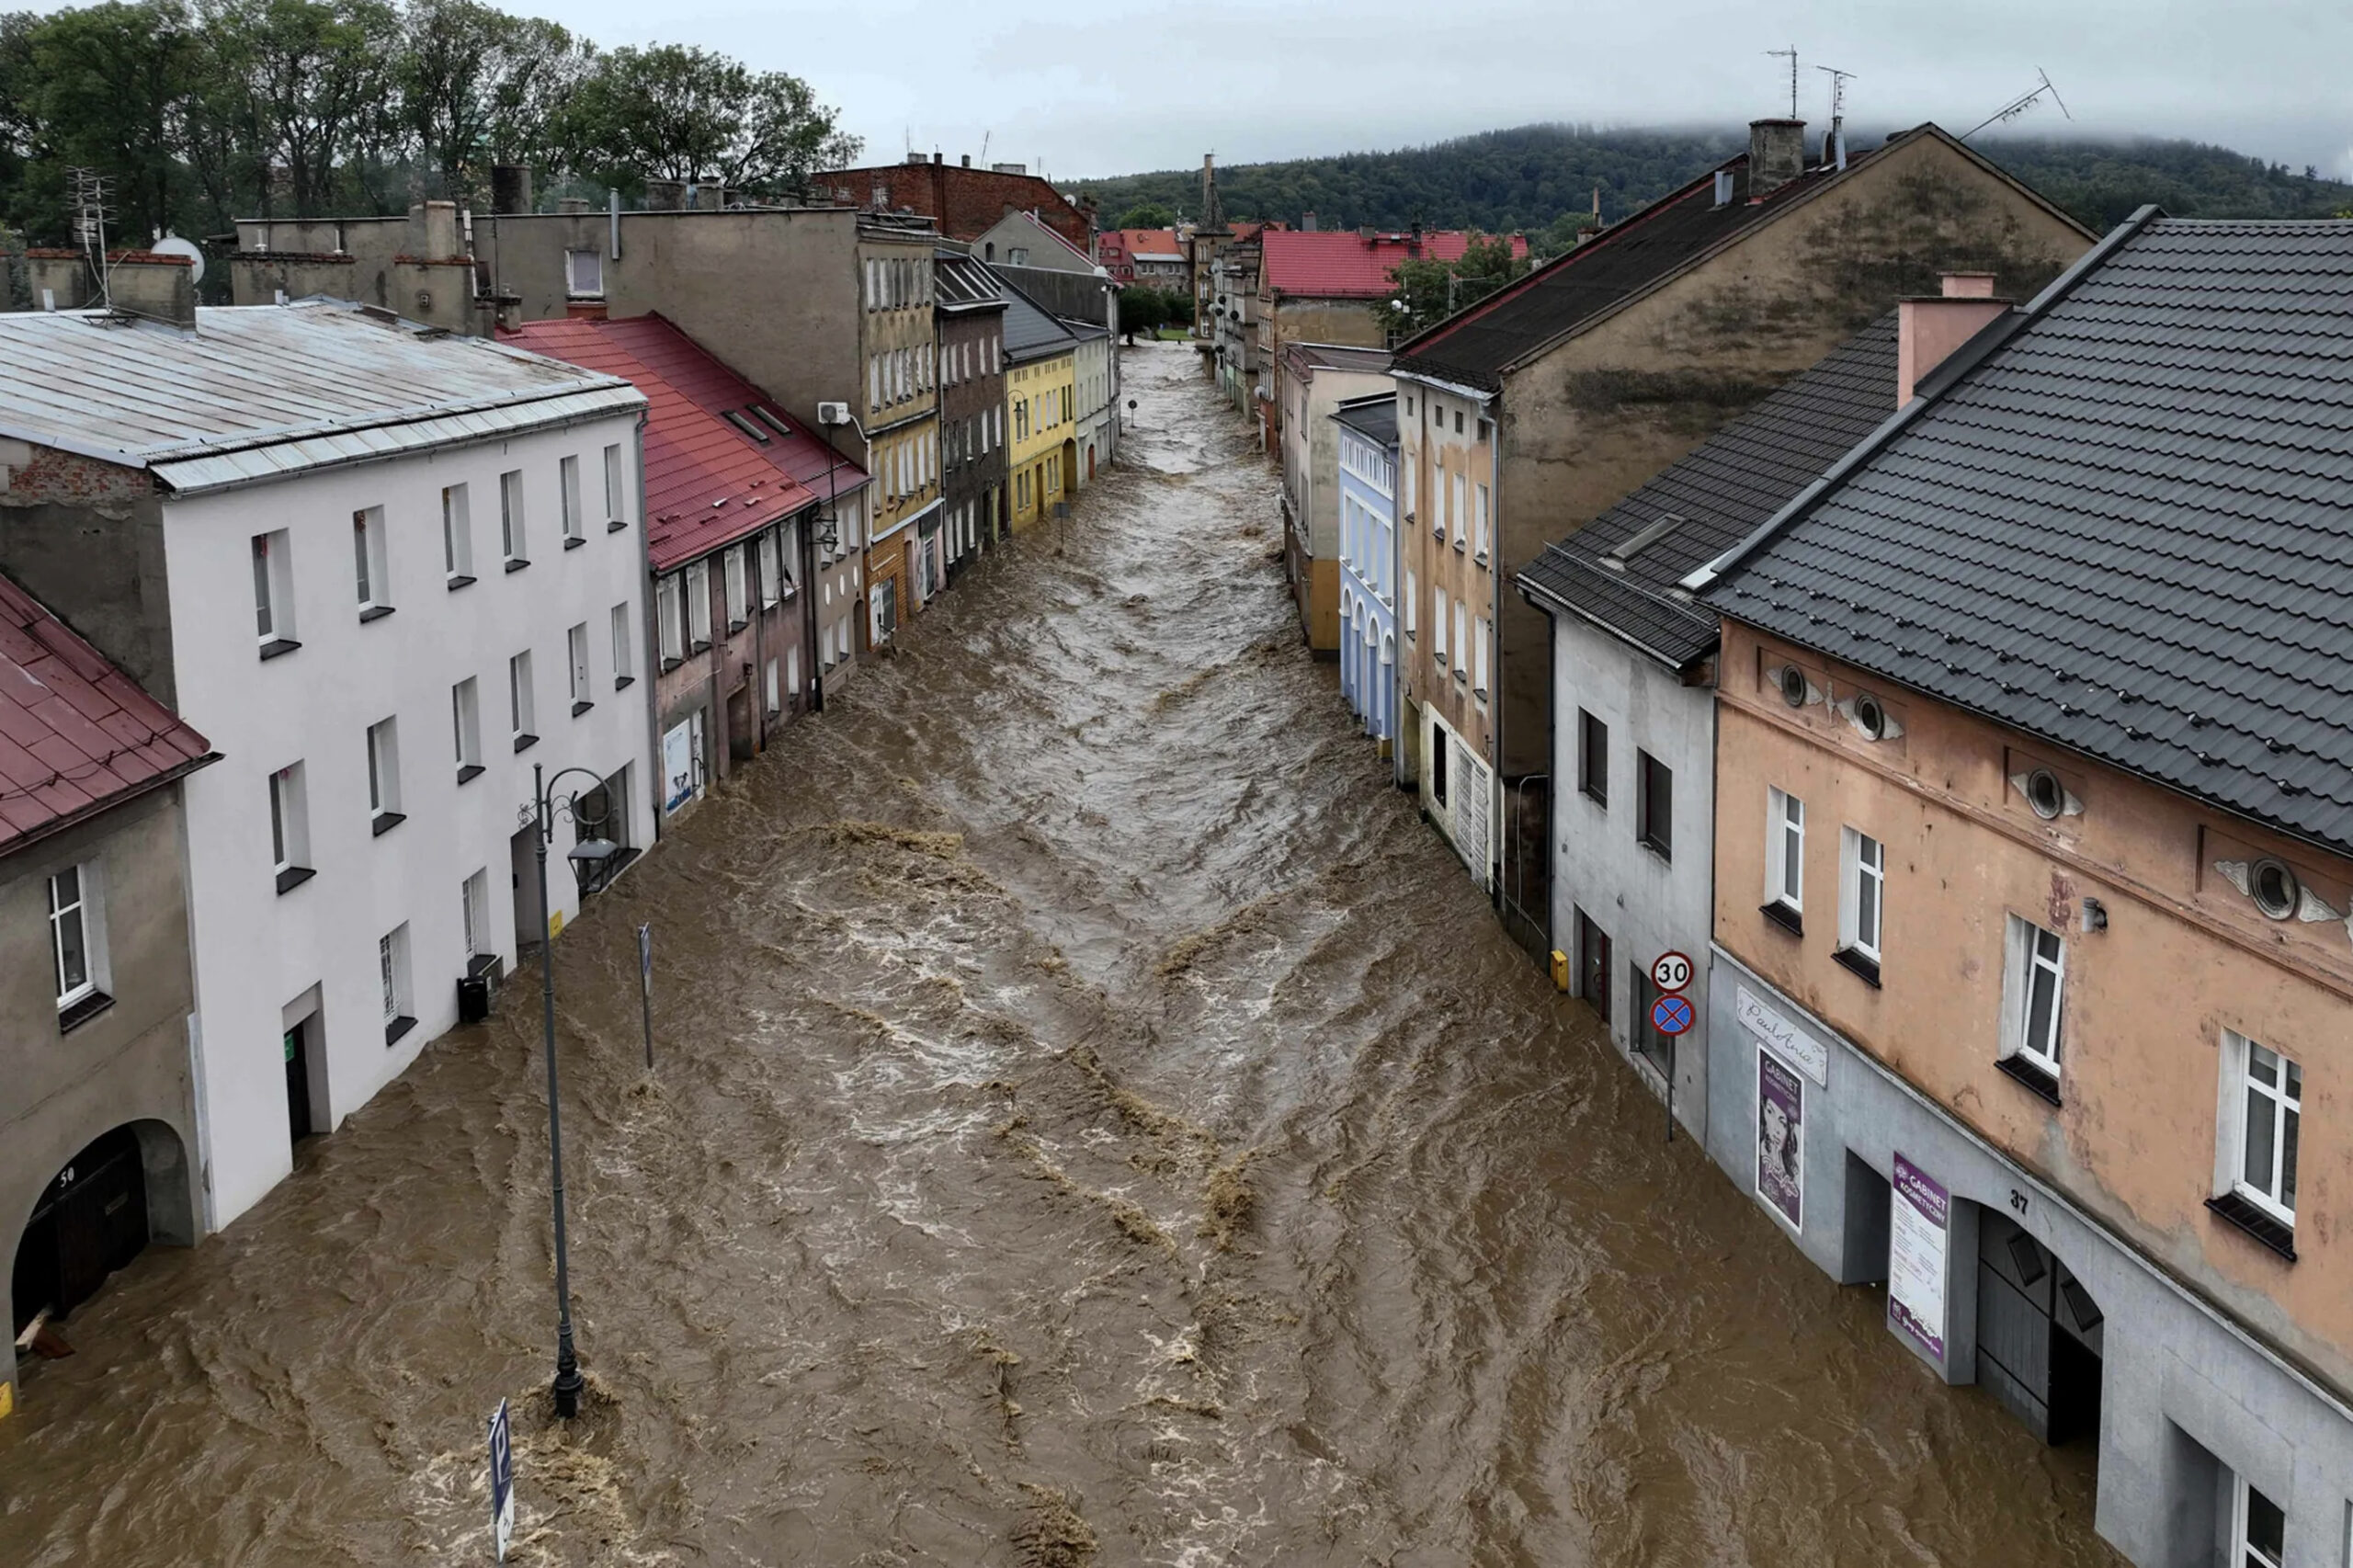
[199,0,402,218]
[397,0,585,200]
[28,0,201,242]
[1386,235,1529,337]
[556,42,856,194]
[1112,200,1173,230]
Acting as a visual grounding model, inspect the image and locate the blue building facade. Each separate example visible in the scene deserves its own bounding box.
[1333,394,1398,751]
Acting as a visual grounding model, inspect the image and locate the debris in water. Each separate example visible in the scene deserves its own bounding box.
[1011,1484,1098,1567]
[1201,1151,1258,1250]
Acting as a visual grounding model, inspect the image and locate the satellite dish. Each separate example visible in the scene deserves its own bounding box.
[151,235,205,285]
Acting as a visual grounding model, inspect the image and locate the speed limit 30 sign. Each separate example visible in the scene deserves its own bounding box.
[1650,950,1693,994]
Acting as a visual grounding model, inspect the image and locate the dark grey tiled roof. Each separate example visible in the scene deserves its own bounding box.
[992,268,1080,362]
[935,251,1007,311]
[1331,393,1397,448]
[1518,313,1899,670]
[1700,215,2353,856]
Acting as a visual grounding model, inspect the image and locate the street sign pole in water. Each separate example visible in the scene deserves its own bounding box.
[1648,952,1694,1144]
[637,922,655,1073]
[488,1397,515,1562]
[1650,950,1693,994]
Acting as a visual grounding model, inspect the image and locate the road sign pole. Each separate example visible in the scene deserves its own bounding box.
[637,922,654,1073]
[1665,1028,1676,1144]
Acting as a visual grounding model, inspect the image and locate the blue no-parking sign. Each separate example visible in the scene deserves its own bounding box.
[488,1397,515,1561]
[1650,993,1695,1036]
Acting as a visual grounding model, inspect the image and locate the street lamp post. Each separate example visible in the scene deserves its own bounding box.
[519,762,620,1419]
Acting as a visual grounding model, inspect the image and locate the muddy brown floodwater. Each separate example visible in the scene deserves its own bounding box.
[0,343,2119,1568]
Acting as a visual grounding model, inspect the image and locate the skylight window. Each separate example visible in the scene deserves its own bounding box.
[722,410,772,443]
[751,407,794,437]
[1605,512,1688,565]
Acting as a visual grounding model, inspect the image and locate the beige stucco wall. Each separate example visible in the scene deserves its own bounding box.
[1714,620,2353,1389]
[1396,380,1496,775]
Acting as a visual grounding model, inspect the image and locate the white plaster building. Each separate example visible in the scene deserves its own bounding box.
[0,301,654,1227]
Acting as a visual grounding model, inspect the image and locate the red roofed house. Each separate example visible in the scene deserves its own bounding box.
[1097,228,1189,290]
[507,316,857,821]
[1256,225,1526,448]
[0,568,214,1408]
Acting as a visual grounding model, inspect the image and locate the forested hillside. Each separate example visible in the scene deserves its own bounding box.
[1077,124,2353,245]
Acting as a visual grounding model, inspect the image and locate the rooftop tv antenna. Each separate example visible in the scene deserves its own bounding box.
[67,166,114,310]
[1961,69,2072,141]
[1766,47,1800,119]
[1816,63,1857,167]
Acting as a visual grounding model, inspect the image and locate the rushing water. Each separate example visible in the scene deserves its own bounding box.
[0,343,2115,1567]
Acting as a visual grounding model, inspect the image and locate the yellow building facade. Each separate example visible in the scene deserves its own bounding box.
[1006,348,1077,531]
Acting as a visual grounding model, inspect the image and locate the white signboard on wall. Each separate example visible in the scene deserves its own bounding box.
[1737,985,1827,1085]
[662,719,695,814]
[1889,1153,1951,1362]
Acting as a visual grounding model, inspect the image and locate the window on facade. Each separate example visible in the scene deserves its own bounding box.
[685,559,711,648]
[560,455,585,544]
[1472,616,1490,698]
[1430,722,1449,806]
[500,469,528,568]
[2224,1032,2302,1226]
[379,924,414,1041]
[603,444,625,528]
[1636,751,1671,858]
[48,862,106,1015]
[1452,474,1467,546]
[269,761,312,889]
[1432,587,1449,667]
[1767,787,1804,915]
[723,546,749,630]
[1631,962,1669,1069]
[1452,602,1468,681]
[1474,483,1491,561]
[1404,570,1417,637]
[1577,710,1608,805]
[756,530,780,607]
[253,529,295,651]
[2001,915,2065,1082]
[509,650,537,747]
[565,248,603,297]
[365,717,403,830]
[656,574,684,664]
[1840,828,1885,966]
[442,483,473,583]
[2234,1479,2285,1568]
[1574,908,1611,1024]
[462,869,490,959]
[764,655,780,715]
[568,622,592,714]
[610,603,633,687]
[452,676,482,778]
[353,506,390,616]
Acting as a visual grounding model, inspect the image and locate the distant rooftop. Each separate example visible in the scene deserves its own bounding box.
[1261,229,1527,301]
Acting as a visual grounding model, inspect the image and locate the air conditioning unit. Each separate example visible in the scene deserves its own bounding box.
[816,401,852,426]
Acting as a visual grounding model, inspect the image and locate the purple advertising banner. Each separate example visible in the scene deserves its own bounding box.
[1756,1051,1803,1231]
[1888,1153,1950,1362]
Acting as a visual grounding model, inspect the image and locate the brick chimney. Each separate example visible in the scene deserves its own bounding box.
[107,252,197,328]
[1747,119,1807,199]
[1897,272,2010,405]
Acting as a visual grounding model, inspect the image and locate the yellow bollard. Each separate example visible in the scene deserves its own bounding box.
[1549,949,1570,992]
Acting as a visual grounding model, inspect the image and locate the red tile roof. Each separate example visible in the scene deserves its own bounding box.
[0,574,210,851]
[503,317,831,574]
[1260,230,1529,299]
[1110,228,1182,258]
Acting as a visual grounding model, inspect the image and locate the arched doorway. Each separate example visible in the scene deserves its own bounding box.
[11,1121,191,1340]
[1977,1210,2104,1447]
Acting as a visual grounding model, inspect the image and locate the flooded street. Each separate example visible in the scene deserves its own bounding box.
[0,343,2112,1566]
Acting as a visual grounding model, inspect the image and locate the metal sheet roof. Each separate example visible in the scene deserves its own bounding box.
[0,300,644,493]
[1699,215,2353,858]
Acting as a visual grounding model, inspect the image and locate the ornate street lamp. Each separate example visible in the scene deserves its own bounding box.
[516,763,618,1418]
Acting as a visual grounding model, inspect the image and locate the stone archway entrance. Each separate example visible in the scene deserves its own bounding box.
[11,1121,188,1340]
[1977,1210,2105,1448]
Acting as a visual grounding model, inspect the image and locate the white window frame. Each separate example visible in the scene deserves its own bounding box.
[500,469,527,565]
[1404,569,1416,636]
[2233,1476,2286,1568]
[685,559,711,648]
[1432,586,1448,666]
[353,506,389,613]
[509,650,536,743]
[610,602,633,685]
[1451,601,1468,678]
[269,761,310,875]
[1472,614,1490,699]
[442,483,473,581]
[2000,914,2066,1078]
[379,924,413,1033]
[2220,1030,2302,1226]
[1767,787,1804,912]
[723,545,749,629]
[48,861,106,1008]
[568,621,591,710]
[1840,827,1885,962]
[252,528,293,645]
[657,574,685,663]
[560,454,585,543]
[756,529,781,608]
[461,869,490,959]
[603,444,625,528]
[565,247,604,298]
[365,716,402,822]
[1474,482,1491,562]
[452,676,482,772]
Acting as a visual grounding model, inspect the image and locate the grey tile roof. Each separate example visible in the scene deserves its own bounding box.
[1331,394,1397,448]
[1520,313,1899,669]
[0,300,641,494]
[991,267,1080,362]
[1699,214,2353,857]
[934,251,1008,311]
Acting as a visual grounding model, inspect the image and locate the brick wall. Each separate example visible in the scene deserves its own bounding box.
[820,165,1094,251]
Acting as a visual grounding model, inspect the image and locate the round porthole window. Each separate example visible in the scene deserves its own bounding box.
[2251,858,2301,921]
[1855,692,1888,741]
[1779,665,1808,708]
[2026,767,2065,820]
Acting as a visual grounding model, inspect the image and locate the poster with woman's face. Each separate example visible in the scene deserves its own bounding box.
[1757,1051,1804,1231]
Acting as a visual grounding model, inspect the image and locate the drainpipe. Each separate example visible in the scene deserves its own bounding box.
[633,409,663,845]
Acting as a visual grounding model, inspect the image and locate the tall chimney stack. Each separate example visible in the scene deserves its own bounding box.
[1896,272,2008,405]
[1747,119,1807,199]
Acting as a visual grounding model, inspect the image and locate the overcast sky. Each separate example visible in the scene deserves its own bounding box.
[543,0,2345,183]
